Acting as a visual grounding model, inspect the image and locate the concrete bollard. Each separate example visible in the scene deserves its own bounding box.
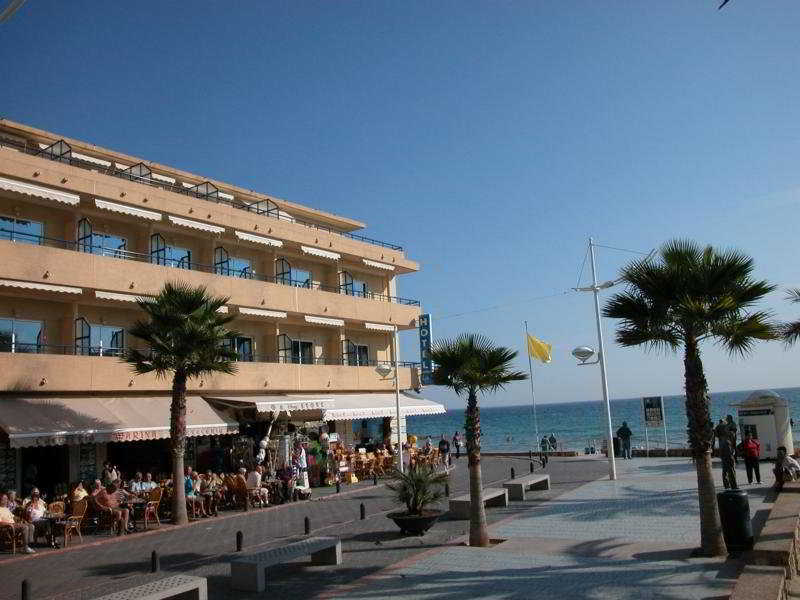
[510,467,515,479]
[151,550,160,573]
[304,516,310,535]
[21,580,29,600]
[530,461,535,474]
[360,503,366,520]
[529,450,533,461]
[336,481,341,494]
[445,483,450,497]
[373,473,378,485]
[236,531,243,552]
[448,453,452,467]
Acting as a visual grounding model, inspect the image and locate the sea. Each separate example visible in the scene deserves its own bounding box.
[407,386,800,453]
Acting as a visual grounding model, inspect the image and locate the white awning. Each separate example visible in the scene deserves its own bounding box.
[235,230,283,247]
[363,259,395,271]
[151,173,176,185]
[301,246,340,261]
[305,315,344,327]
[218,191,234,201]
[321,392,446,421]
[0,176,80,206]
[239,307,287,319]
[205,395,334,414]
[95,291,152,303]
[217,306,229,314]
[0,396,238,448]
[95,198,162,221]
[0,279,82,294]
[73,153,111,168]
[115,163,129,171]
[364,322,396,332]
[168,215,225,234]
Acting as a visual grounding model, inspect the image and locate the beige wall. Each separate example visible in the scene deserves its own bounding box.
[0,353,419,393]
[0,147,419,272]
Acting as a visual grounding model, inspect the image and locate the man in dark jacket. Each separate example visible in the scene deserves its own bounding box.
[616,422,633,459]
[719,436,737,490]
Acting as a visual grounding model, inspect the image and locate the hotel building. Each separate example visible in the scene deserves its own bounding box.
[0,120,443,494]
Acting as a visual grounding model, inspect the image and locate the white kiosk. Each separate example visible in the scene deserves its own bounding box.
[735,390,793,459]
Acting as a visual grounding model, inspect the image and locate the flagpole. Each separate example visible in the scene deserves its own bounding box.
[524,321,540,454]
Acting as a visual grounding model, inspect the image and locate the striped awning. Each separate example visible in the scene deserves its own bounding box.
[301,246,340,261]
[95,198,162,221]
[205,395,334,414]
[305,315,344,327]
[239,307,287,319]
[320,392,446,421]
[235,230,283,247]
[168,215,225,234]
[0,279,82,294]
[0,176,80,206]
[364,322,396,332]
[363,259,395,271]
[0,396,238,448]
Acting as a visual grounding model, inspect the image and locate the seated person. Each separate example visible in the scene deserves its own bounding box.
[91,479,104,496]
[198,471,219,516]
[129,472,146,495]
[23,488,53,546]
[71,482,88,502]
[775,446,800,486]
[94,483,130,535]
[6,490,19,514]
[140,473,158,493]
[246,466,269,506]
[184,468,207,518]
[0,493,35,553]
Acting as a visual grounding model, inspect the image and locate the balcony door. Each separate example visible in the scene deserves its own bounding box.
[224,335,254,362]
[0,318,44,353]
[0,215,43,245]
[292,340,314,364]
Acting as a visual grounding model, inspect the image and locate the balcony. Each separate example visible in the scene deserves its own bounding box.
[0,234,422,328]
[0,138,406,252]
[0,351,420,393]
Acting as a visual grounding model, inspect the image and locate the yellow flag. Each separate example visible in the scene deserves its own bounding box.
[527,334,552,364]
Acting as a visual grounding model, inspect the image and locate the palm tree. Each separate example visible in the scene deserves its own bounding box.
[603,239,775,556]
[124,282,239,525]
[430,334,527,546]
[779,289,800,345]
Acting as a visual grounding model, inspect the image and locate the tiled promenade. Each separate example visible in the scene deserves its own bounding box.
[0,456,775,599]
[337,458,775,600]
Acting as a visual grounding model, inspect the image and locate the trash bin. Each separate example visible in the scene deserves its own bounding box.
[612,437,620,458]
[716,489,753,551]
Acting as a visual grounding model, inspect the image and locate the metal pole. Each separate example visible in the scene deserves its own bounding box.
[663,400,669,456]
[589,237,617,481]
[524,321,540,456]
[392,329,404,474]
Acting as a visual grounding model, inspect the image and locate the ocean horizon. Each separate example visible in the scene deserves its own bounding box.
[408,385,800,453]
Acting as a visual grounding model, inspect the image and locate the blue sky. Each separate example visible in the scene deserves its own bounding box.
[2,1,800,409]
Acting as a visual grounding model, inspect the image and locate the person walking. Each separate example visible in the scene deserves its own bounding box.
[453,432,461,459]
[616,422,633,459]
[438,435,450,468]
[719,436,737,490]
[726,415,739,464]
[548,433,557,453]
[740,432,761,485]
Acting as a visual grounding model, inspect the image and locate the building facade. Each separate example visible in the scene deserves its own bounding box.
[0,120,443,494]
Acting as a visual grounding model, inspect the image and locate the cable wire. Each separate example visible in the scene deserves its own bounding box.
[435,290,573,321]
[591,243,651,255]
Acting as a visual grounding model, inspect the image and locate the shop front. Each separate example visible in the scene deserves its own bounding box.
[0,395,239,497]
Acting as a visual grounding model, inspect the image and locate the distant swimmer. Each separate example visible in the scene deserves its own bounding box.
[506,435,512,442]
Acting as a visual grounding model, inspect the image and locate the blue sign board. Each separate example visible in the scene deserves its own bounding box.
[418,313,434,385]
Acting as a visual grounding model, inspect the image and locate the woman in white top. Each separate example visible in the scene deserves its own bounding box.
[23,488,54,547]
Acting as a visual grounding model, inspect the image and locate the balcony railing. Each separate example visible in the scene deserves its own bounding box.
[0,229,421,306]
[0,343,420,368]
[0,138,405,251]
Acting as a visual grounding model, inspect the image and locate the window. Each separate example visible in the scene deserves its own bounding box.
[356,345,369,366]
[77,219,127,257]
[339,270,368,297]
[276,257,311,288]
[223,336,254,362]
[37,139,72,163]
[352,419,380,442]
[277,334,292,363]
[150,234,191,269]
[248,199,279,218]
[214,247,253,278]
[90,324,126,357]
[75,319,125,356]
[0,216,43,245]
[292,340,314,364]
[0,318,43,353]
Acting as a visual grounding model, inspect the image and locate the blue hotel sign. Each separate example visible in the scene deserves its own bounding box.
[418,313,434,385]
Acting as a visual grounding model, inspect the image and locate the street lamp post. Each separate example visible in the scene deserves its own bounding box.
[573,237,618,481]
[376,328,404,473]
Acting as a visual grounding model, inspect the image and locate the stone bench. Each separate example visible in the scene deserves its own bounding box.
[503,473,551,501]
[448,488,508,520]
[94,575,207,600]
[729,565,786,600]
[748,481,800,579]
[230,536,342,592]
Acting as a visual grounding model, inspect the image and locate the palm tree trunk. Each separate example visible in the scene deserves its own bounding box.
[170,371,189,526]
[465,387,489,547]
[684,337,726,556]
